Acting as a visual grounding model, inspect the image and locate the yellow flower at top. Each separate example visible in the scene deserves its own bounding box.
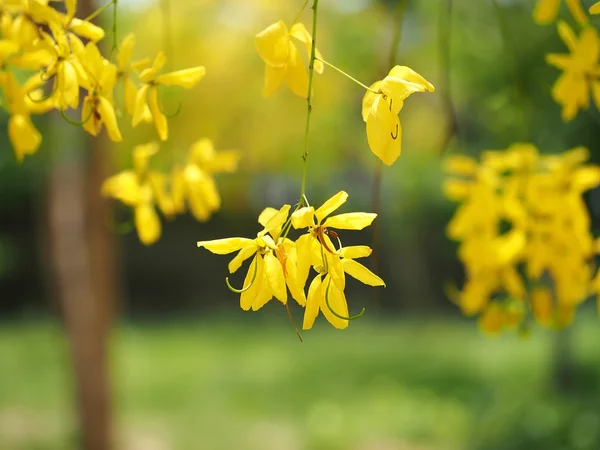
[546,21,600,121]
[361,66,434,166]
[533,0,588,25]
[255,20,324,98]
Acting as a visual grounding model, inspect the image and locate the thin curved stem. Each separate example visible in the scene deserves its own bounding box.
[158,95,182,118]
[324,278,366,321]
[225,256,258,293]
[284,302,304,342]
[316,57,380,93]
[292,0,310,25]
[299,0,320,207]
[61,107,93,126]
[84,0,114,23]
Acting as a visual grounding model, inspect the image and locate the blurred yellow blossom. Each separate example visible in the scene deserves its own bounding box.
[533,0,588,25]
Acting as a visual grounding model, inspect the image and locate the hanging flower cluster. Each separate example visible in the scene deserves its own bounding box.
[444,143,600,334]
[197,0,435,335]
[0,0,239,245]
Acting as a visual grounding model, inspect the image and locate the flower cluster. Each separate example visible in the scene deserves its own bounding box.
[444,143,600,333]
[0,0,206,161]
[102,139,239,245]
[197,191,385,330]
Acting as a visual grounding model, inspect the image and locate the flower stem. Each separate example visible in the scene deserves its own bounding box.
[84,0,114,23]
[292,0,310,25]
[299,0,319,206]
[316,57,379,93]
[111,0,118,54]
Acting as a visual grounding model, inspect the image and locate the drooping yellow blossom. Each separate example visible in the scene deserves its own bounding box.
[546,21,600,121]
[2,71,54,162]
[78,43,122,141]
[361,66,434,165]
[445,143,600,333]
[197,205,307,311]
[171,139,240,222]
[533,0,588,25]
[255,20,324,98]
[101,143,175,245]
[132,52,206,141]
[291,191,384,329]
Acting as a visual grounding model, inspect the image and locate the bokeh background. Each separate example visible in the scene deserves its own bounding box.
[2,0,600,449]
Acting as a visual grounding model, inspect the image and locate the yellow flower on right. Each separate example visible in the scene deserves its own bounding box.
[361,66,434,166]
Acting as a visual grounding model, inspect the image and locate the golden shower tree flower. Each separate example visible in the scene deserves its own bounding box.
[255,20,324,98]
[361,66,434,165]
[78,42,122,141]
[132,51,206,141]
[546,21,600,121]
[197,205,307,311]
[533,0,588,25]
[171,139,240,222]
[101,143,174,246]
[2,71,54,162]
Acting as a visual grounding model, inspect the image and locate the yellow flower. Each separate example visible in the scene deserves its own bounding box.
[171,139,240,222]
[115,33,152,122]
[78,43,122,141]
[2,71,53,162]
[302,245,384,330]
[255,20,324,98]
[361,66,434,165]
[197,205,307,311]
[132,52,206,141]
[533,0,588,25]
[546,21,600,121]
[101,143,173,245]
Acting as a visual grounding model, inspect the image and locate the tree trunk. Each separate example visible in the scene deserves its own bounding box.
[45,0,117,443]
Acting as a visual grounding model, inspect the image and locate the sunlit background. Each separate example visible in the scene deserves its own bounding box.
[2,0,600,449]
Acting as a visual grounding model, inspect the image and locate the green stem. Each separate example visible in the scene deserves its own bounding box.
[316,57,379,93]
[299,0,319,206]
[324,277,366,321]
[292,0,310,25]
[225,256,258,293]
[112,0,118,54]
[83,0,114,23]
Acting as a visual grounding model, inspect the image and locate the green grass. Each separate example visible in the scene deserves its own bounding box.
[1,316,600,450]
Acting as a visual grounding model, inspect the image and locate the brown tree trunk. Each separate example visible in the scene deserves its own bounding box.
[45,0,117,444]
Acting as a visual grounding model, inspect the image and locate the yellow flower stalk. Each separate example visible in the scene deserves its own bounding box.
[361,66,434,165]
[101,143,174,246]
[255,20,324,98]
[197,205,307,311]
[132,51,206,141]
[546,21,600,121]
[533,0,588,25]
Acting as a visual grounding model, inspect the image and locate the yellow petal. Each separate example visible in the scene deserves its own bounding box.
[342,259,385,286]
[208,151,240,174]
[291,206,315,229]
[565,0,588,25]
[315,191,348,223]
[101,171,141,205]
[379,77,426,111]
[135,202,161,245]
[140,52,167,82]
[557,20,577,52]
[444,154,478,175]
[82,97,98,137]
[263,64,286,97]
[572,166,600,192]
[117,33,136,70]
[255,20,290,67]
[366,96,402,166]
[264,251,287,303]
[69,18,105,42]
[339,246,372,259]
[240,255,263,311]
[361,81,382,122]
[296,234,317,290]
[258,207,279,227]
[591,1,600,14]
[443,179,472,201]
[387,66,435,92]
[133,142,159,175]
[320,278,349,330]
[149,87,168,141]
[285,41,309,98]
[327,251,346,291]
[9,114,41,163]
[155,67,206,88]
[132,84,149,127]
[323,212,377,230]
[289,22,324,73]
[59,60,79,109]
[534,0,560,24]
[303,275,323,330]
[478,303,504,335]
[228,244,258,274]
[197,237,254,254]
[285,255,307,306]
[252,262,274,311]
[97,96,122,142]
[261,204,291,235]
[531,286,554,326]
